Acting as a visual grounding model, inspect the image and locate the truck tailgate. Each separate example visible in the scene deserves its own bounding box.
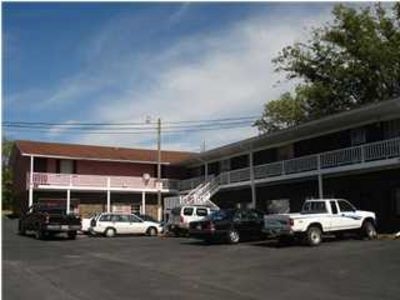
[263,215,292,236]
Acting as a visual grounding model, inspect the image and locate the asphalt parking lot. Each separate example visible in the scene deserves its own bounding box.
[3,217,400,300]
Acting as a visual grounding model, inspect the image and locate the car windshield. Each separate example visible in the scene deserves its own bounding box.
[208,210,235,221]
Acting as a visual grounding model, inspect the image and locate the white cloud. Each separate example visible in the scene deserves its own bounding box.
[18,5,334,152]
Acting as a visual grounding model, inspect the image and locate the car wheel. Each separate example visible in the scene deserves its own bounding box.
[104,228,116,238]
[361,221,377,240]
[67,231,77,240]
[146,227,157,236]
[227,229,240,244]
[306,226,322,246]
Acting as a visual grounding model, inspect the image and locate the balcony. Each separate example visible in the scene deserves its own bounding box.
[179,137,400,190]
[28,173,178,192]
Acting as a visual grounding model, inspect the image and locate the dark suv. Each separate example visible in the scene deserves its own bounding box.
[18,204,81,240]
[189,208,265,244]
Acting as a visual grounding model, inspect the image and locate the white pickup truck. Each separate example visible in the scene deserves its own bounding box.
[263,199,377,246]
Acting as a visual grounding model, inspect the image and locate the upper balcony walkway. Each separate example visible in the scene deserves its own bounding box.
[178,137,400,191]
[28,172,178,193]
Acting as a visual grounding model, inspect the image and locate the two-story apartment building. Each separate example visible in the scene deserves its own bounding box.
[11,141,193,220]
[10,98,400,230]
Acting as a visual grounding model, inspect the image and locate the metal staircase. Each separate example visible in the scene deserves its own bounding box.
[164,176,220,212]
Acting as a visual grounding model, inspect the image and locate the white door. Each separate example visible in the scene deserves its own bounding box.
[126,214,147,234]
[111,214,130,234]
[328,200,342,231]
[337,200,362,230]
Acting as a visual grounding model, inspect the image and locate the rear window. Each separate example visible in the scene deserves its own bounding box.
[302,202,327,214]
[196,208,208,216]
[183,207,194,216]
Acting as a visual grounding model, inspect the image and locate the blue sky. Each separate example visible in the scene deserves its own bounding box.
[3,2,338,151]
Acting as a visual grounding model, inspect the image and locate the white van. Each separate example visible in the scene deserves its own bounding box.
[168,205,218,236]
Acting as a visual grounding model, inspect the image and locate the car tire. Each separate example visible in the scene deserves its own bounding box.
[227,229,240,244]
[306,226,322,246]
[104,228,116,238]
[146,227,157,236]
[360,221,377,240]
[67,231,77,240]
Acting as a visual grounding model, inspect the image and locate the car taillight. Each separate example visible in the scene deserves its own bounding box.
[180,216,184,224]
[289,218,294,227]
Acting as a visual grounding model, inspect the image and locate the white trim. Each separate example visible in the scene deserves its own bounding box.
[20,153,172,165]
[28,156,34,207]
[32,185,176,193]
[142,191,146,215]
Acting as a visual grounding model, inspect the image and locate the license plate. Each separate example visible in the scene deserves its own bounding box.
[196,224,201,230]
[61,225,69,230]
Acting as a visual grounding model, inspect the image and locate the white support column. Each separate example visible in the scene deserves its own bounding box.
[141,191,146,215]
[107,177,111,213]
[66,189,71,214]
[28,156,34,207]
[249,152,256,209]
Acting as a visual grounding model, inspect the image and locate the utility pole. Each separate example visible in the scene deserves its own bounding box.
[157,118,162,222]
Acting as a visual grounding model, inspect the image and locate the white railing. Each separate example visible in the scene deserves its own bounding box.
[181,137,400,190]
[177,175,205,191]
[30,172,175,190]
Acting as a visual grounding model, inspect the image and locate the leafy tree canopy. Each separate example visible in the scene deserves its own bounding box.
[255,3,400,133]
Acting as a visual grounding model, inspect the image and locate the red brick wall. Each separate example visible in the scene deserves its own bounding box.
[76,160,156,177]
[47,158,57,173]
[11,147,30,213]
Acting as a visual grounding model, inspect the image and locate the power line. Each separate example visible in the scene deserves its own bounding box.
[3,115,257,127]
[5,121,253,135]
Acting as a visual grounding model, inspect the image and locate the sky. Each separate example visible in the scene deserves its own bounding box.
[3,2,340,152]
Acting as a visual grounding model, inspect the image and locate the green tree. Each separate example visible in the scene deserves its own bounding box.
[255,3,400,133]
[2,139,15,210]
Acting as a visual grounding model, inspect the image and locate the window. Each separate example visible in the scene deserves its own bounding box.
[330,201,338,214]
[183,207,194,216]
[351,128,366,146]
[57,159,75,174]
[99,214,111,222]
[130,215,142,223]
[118,215,131,222]
[338,200,355,212]
[302,202,327,213]
[196,208,208,217]
[384,119,400,138]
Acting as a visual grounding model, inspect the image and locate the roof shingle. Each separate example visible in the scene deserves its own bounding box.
[15,140,196,164]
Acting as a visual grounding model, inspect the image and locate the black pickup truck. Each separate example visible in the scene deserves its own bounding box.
[18,204,81,240]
